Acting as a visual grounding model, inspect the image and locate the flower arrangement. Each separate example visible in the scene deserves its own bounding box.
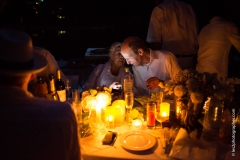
[159,69,235,103]
[80,86,112,137]
[159,69,235,133]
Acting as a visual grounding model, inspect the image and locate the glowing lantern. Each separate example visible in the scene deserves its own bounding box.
[160,102,170,121]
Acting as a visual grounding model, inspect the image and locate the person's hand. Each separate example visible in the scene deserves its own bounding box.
[146,77,161,90]
[109,82,122,90]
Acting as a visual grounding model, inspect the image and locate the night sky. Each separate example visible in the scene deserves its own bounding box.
[0,0,239,59]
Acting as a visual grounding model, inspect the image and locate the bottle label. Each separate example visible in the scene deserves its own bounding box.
[57,89,66,102]
[123,80,133,93]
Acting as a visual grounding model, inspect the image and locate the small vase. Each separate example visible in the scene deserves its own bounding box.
[202,97,224,141]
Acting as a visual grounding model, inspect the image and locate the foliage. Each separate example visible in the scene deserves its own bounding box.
[159,69,235,103]
[159,69,236,134]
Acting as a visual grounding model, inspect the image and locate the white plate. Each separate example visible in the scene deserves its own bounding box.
[119,131,156,151]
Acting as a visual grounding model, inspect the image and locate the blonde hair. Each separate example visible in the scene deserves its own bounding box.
[109,42,121,59]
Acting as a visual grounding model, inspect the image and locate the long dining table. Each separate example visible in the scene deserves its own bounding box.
[78,97,240,160]
[79,121,240,160]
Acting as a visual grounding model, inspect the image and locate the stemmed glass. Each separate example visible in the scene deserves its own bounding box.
[66,79,71,101]
[124,92,134,125]
[155,110,163,129]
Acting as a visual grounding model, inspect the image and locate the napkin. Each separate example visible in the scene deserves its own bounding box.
[169,128,216,160]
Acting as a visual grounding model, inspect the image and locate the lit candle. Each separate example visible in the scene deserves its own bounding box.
[160,102,170,119]
[132,119,142,127]
[213,107,218,121]
[112,100,126,126]
[161,111,167,117]
[105,106,115,122]
[147,102,156,128]
[132,119,142,129]
[176,106,180,114]
[108,115,114,121]
[96,105,101,122]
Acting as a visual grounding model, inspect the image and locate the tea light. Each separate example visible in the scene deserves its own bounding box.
[105,106,115,128]
[112,100,126,126]
[105,106,115,121]
[160,102,170,119]
[132,119,142,129]
[107,115,114,122]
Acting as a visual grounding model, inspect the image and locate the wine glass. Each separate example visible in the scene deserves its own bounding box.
[124,92,134,125]
[66,79,71,101]
[155,110,163,129]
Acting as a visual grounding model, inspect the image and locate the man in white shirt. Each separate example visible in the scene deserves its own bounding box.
[121,36,181,96]
[196,16,240,78]
[146,0,198,70]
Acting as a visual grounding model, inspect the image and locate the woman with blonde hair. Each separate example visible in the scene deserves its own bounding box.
[84,42,125,90]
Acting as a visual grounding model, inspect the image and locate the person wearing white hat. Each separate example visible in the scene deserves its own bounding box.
[0,28,82,160]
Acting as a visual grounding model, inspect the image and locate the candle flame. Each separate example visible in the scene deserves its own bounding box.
[132,119,142,128]
[108,115,113,122]
[161,111,167,117]
[176,106,180,114]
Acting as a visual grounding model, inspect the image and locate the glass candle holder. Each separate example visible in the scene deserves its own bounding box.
[160,102,170,121]
[105,106,115,129]
[132,119,143,130]
[147,101,156,129]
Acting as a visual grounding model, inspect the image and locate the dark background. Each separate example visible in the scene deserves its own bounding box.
[0,0,240,60]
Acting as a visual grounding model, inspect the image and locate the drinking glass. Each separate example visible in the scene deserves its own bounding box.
[149,89,165,128]
[155,110,163,129]
[124,92,134,124]
[146,101,156,129]
[66,79,71,101]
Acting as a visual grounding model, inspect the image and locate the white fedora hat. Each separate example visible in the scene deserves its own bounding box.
[0,28,47,75]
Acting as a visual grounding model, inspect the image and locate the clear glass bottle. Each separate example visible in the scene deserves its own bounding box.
[121,67,133,94]
[47,74,60,101]
[55,69,66,102]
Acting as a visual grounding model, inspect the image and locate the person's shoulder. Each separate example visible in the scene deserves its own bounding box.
[94,62,108,71]
[33,46,52,57]
[30,97,73,116]
[154,50,171,55]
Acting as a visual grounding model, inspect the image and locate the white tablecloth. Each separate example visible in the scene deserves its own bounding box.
[81,124,171,160]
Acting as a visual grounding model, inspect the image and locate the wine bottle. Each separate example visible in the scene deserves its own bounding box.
[35,76,48,98]
[48,74,60,101]
[55,69,66,102]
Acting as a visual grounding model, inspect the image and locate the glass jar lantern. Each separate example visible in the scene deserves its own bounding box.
[202,97,224,141]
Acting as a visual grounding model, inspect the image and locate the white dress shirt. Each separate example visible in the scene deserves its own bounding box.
[133,49,181,96]
[146,0,198,56]
[196,16,240,78]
